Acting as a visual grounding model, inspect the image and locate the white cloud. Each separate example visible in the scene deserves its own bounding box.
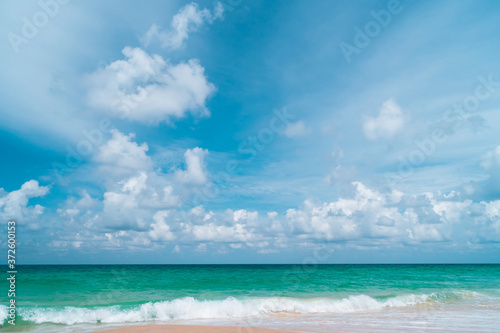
[408,224,444,242]
[196,243,207,252]
[484,200,500,219]
[192,223,253,242]
[258,249,278,254]
[267,211,278,218]
[56,191,98,224]
[363,98,405,140]
[86,47,216,123]
[45,176,500,253]
[28,127,500,254]
[233,209,258,222]
[149,210,176,241]
[283,182,452,242]
[481,145,500,170]
[142,2,224,50]
[75,191,98,209]
[190,205,206,216]
[174,147,210,185]
[102,172,180,229]
[54,132,218,233]
[0,180,49,221]
[102,230,155,250]
[94,129,152,176]
[282,121,310,138]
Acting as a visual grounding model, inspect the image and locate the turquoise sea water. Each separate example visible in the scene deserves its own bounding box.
[1,264,500,332]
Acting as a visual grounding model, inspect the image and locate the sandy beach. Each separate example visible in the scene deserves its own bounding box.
[98,324,311,333]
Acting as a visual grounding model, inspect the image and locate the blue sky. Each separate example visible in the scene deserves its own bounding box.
[1,0,500,264]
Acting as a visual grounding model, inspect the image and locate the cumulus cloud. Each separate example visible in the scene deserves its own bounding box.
[177,182,472,247]
[363,98,405,140]
[192,223,253,242]
[27,129,500,255]
[149,210,176,241]
[142,2,224,50]
[102,172,180,229]
[283,182,469,244]
[94,129,152,176]
[233,209,258,222]
[282,121,310,138]
[0,180,49,222]
[408,224,443,242]
[174,147,209,185]
[57,191,99,224]
[55,130,217,233]
[86,47,216,123]
[46,177,500,254]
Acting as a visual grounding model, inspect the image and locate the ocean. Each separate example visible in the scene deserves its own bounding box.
[1,264,499,332]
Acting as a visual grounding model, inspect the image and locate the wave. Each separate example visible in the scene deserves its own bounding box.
[0,306,7,324]
[0,291,481,326]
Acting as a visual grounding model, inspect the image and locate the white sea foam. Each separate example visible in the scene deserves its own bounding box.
[6,291,482,326]
[0,305,8,324]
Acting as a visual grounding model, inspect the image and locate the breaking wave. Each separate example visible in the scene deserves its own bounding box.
[0,291,481,326]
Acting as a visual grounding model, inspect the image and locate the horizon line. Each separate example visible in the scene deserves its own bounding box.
[9,262,500,266]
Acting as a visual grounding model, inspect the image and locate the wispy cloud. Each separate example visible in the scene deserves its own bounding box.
[283,121,310,138]
[141,2,224,50]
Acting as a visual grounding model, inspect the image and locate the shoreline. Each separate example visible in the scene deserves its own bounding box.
[96,324,316,333]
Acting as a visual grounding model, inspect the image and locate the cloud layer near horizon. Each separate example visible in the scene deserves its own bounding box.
[2,130,500,257]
